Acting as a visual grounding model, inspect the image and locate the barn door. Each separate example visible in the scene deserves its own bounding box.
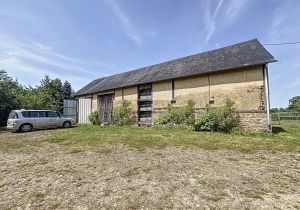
[98,94,114,124]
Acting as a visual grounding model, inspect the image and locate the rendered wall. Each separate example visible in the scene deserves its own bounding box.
[152,80,172,108]
[114,86,138,111]
[209,66,264,110]
[175,75,209,109]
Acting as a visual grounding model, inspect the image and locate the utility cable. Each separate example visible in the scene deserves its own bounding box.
[263,41,300,45]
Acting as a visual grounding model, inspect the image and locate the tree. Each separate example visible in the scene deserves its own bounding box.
[37,76,63,111]
[17,76,64,112]
[62,80,73,99]
[0,70,21,125]
[287,96,300,112]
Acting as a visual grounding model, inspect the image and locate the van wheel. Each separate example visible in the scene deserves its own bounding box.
[63,121,71,128]
[20,124,32,132]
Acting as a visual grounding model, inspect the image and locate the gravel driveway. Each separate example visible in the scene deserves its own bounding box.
[0,130,299,209]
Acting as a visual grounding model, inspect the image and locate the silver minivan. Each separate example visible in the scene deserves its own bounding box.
[6,109,76,132]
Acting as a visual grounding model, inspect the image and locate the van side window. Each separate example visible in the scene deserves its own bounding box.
[30,112,38,117]
[21,111,30,118]
[38,111,46,117]
[29,111,46,117]
[47,111,59,117]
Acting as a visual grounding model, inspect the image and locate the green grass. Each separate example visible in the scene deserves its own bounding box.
[1,124,299,153]
[44,124,300,153]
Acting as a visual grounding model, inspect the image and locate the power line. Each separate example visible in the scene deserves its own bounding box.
[263,41,300,45]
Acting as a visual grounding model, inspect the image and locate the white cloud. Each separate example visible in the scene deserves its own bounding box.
[36,43,52,51]
[203,0,224,43]
[104,0,142,46]
[225,0,247,19]
[202,0,250,44]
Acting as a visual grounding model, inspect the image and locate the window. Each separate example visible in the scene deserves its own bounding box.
[47,111,59,117]
[29,111,46,117]
[21,111,30,118]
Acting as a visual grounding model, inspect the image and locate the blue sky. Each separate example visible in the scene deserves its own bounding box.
[1,0,299,109]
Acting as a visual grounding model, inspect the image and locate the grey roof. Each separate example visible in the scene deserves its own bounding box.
[75,38,276,96]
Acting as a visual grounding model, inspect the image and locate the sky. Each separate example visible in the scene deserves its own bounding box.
[0,0,299,109]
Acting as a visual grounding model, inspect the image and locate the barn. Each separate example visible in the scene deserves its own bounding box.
[73,38,277,132]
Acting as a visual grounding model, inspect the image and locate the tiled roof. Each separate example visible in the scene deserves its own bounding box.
[75,38,276,96]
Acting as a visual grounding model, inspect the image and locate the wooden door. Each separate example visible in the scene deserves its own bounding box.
[98,94,114,124]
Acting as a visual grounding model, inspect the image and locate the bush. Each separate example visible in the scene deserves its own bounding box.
[154,100,195,126]
[113,100,136,126]
[87,110,99,125]
[194,99,240,132]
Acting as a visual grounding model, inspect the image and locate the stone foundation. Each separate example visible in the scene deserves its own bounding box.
[236,111,271,133]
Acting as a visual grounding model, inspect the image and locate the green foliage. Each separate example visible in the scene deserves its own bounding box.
[17,76,63,112]
[0,70,21,125]
[270,107,287,113]
[194,98,240,132]
[154,100,195,126]
[287,96,300,112]
[88,110,100,125]
[113,100,136,126]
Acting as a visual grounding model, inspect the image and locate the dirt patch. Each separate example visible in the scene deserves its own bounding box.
[0,130,300,209]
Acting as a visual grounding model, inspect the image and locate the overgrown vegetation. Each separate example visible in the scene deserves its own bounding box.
[87,110,99,125]
[154,100,195,126]
[154,99,239,133]
[113,100,136,126]
[194,99,240,132]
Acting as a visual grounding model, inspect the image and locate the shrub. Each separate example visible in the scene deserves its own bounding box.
[194,98,240,132]
[154,100,195,126]
[113,100,136,126]
[88,110,99,125]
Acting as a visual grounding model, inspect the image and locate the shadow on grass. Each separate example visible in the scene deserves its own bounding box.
[272,126,286,134]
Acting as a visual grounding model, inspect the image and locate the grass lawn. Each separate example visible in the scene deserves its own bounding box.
[1,125,299,153]
[43,125,300,153]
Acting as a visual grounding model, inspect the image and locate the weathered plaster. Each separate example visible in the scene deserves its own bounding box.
[152,80,172,109]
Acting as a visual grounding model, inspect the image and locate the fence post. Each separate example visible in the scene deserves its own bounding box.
[278,112,281,125]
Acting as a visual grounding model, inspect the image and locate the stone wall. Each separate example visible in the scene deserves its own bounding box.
[237,111,271,133]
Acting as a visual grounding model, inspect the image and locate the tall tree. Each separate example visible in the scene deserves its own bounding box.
[62,80,73,99]
[287,96,300,112]
[0,70,21,125]
[17,76,64,112]
[37,76,63,111]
